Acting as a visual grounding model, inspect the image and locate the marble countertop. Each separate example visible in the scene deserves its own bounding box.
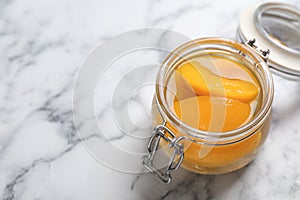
[1,0,300,199]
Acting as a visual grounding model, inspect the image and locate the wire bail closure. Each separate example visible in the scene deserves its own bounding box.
[142,125,185,183]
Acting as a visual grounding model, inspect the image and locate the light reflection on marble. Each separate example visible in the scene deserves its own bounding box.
[1,0,300,199]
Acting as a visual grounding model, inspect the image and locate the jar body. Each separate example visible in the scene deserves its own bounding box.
[152,101,271,174]
[151,38,274,175]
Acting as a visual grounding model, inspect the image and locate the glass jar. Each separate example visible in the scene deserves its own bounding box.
[142,38,274,183]
[141,2,300,183]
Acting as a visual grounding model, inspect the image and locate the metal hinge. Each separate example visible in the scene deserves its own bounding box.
[245,38,270,62]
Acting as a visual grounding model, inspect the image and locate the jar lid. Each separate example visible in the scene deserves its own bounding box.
[237,2,300,80]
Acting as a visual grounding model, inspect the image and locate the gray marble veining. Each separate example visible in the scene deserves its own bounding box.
[1,0,300,199]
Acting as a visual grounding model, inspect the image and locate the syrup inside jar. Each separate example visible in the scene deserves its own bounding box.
[161,50,267,173]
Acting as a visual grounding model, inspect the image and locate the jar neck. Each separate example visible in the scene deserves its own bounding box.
[155,37,274,145]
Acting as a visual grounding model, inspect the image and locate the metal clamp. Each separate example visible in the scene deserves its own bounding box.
[142,125,185,184]
[245,38,270,62]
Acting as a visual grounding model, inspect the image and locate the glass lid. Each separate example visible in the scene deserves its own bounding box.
[237,2,300,80]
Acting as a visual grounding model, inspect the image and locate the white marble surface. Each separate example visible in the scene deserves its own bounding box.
[1,0,300,199]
